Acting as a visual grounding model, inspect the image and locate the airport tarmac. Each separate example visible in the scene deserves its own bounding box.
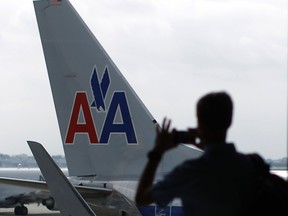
[0,203,61,215]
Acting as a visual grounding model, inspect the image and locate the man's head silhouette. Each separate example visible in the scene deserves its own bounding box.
[196,92,233,143]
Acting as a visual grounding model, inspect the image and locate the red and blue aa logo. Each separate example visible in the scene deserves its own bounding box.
[65,66,137,144]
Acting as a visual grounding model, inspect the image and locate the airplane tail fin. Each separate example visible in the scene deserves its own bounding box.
[34,0,202,180]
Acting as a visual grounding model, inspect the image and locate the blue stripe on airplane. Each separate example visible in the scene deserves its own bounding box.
[138,206,183,216]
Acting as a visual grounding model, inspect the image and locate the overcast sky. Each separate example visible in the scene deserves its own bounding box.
[0,0,287,159]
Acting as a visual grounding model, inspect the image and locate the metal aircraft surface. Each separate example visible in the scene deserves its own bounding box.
[33,0,203,214]
[0,0,202,215]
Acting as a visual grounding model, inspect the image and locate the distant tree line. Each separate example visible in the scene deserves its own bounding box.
[266,157,287,170]
[0,153,66,168]
[0,153,286,169]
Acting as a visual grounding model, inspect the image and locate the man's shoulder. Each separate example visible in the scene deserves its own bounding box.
[173,156,207,173]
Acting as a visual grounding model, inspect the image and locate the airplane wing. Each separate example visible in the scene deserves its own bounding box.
[27,140,96,216]
[0,177,51,214]
[0,174,138,215]
[0,177,112,197]
[0,174,112,214]
[0,177,48,190]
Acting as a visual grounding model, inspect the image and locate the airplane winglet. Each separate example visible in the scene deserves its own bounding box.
[27,141,96,216]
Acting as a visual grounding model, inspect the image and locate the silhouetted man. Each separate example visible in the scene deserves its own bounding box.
[136,92,262,216]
